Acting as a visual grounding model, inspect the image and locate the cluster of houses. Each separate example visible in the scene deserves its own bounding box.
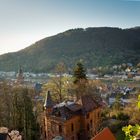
[0,70,49,84]
[110,86,136,106]
[100,84,136,107]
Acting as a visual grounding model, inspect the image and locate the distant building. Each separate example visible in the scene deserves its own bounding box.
[16,66,24,84]
[133,75,140,81]
[125,68,131,73]
[34,83,42,94]
[43,91,102,140]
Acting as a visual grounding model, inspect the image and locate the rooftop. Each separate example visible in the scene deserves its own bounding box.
[44,91,54,108]
[50,95,101,120]
[91,127,116,140]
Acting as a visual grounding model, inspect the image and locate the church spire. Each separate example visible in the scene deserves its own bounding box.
[19,65,23,75]
[17,66,24,84]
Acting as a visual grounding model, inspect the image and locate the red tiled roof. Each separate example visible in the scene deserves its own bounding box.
[91,128,116,140]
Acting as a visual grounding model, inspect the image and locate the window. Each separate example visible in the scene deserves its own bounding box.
[86,113,89,119]
[56,111,61,117]
[51,122,56,132]
[44,131,46,138]
[40,126,42,133]
[44,119,45,127]
[98,112,100,118]
[71,123,74,132]
[87,123,90,131]
[77,133,80,140]
[59,125,62,133]
[90,120,93,128]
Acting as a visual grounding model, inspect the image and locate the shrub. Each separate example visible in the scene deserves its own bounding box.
[117,112,130,121]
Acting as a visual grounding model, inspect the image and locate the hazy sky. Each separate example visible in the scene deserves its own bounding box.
[0,0,140,55]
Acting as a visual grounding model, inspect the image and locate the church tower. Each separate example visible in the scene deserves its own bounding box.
[16,66,24,84]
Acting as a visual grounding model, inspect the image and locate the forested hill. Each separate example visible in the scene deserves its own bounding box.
[0,27,140,72]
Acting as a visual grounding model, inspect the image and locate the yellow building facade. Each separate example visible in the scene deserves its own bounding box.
[43,91,102,140]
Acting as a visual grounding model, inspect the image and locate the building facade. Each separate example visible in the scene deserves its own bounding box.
[43,91,102,140]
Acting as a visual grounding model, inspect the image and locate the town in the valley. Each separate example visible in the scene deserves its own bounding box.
[0,62,140,140]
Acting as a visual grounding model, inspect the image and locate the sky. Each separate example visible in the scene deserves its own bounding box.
[0,0,140,55]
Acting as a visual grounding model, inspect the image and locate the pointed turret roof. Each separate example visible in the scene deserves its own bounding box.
[16,66,24,84]
[44,91,54,108]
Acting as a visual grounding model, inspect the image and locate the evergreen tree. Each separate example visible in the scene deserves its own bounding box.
[73,62,87,99]
[73,62,87,84]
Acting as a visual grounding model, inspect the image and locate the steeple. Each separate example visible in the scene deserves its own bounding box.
[17,66,24,84]
[19,66,23,74]
[44,91,54,108]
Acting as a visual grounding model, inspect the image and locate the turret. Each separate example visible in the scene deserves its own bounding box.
[44,91,54,115]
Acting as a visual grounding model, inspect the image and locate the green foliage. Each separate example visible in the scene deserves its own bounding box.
[116,129,125,140]
[73,62,87,83]
[0,82,39,140]
[138,95,140,110]
[0,82,12,126]
[122,95,140,140]
[109,120,124,133]
[122,124,140,140]
[72,62,87,99]
[42,76,72,102]
[112,94,122,111]
[117,112,130,121]
[12,88,39,140]
[0,27,140,72]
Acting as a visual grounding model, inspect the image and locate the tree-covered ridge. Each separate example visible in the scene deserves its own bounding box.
[0,27,140,72]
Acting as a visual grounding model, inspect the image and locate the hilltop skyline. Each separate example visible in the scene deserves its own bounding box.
[0,0,140,55]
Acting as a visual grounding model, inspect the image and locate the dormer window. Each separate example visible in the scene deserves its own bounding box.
[87,123,90,131]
